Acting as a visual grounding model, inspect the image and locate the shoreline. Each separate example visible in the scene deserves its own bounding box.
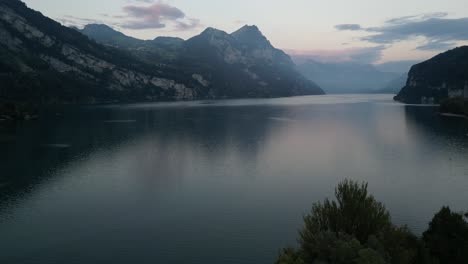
[439,112,468,119]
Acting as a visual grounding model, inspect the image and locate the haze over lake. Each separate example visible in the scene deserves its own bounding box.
[1,94,467,264]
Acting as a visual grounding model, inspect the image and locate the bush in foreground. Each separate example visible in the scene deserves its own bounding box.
[423,207,468,264]
[276,179,468,264]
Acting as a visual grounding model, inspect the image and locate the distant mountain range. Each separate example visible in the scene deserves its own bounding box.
[395,46,468,104]
[0,0,323,105]
[296,60,417,94]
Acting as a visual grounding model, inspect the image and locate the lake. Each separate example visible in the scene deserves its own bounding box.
[0,94,467,264]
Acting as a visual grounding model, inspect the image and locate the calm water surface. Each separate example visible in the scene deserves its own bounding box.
[0,94,467,264]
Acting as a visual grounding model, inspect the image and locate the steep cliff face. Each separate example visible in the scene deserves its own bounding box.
[0,0,199,104]
[395,46,468,104]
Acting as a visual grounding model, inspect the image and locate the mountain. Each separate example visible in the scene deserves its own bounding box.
[0,0,201,104]
[80,24,142,48]
[395,46,468,104]
[297,60,399,94]
[82,24,324,98]
[177,26,323,98]
[379,74,408,94]
[81,24,184,64]
[0,1,322,107]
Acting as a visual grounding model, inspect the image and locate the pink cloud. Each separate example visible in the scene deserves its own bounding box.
[120,2,199,30]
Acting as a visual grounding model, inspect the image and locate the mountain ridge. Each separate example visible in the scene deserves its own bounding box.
[0,0,323,107]
[0,0,199,103]
[81,22,324,98]
[395,46,468,104]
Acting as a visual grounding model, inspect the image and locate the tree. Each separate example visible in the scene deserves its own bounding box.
[297,179,405,263]
[300,179,391,246]
[276,179,438,264]
[276,248,305,264]
[423,207,468,264]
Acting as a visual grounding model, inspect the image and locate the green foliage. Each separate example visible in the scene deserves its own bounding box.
[355,248,386,264]
[423,207,468,264]
[276,248,305,264]
[276,179,466,264]
[300,180,391,244]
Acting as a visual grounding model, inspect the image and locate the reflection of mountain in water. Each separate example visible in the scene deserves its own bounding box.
[0,104,284,207]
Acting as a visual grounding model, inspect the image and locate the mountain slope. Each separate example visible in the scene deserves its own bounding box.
[80,24,143,48]
[176,26,323,98]
[82,24,324,98]
[81,24,184,64]
[1,1,323,105]
[297,60,398,94]
[0,0,200,103]
[395,46,468,103]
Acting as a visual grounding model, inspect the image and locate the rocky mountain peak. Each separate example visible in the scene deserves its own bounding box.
[234,25,261,34]
[231,25,271,48]
[199,27,229,38]
[82,24,120,36]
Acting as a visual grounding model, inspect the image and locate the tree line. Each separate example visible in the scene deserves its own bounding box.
[276,179,468,264]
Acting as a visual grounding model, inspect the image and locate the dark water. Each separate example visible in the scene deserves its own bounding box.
[1,94,467,264]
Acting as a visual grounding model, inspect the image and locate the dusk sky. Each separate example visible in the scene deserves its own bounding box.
[23,0,468,64]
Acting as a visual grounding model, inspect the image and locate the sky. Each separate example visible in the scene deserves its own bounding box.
[23,0,468,64]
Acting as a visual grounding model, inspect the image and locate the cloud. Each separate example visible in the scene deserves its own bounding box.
[336,12,468,51]
[119,2,200,30]
[416,40,457,51]
[175,18,201,31]
[335,24,362,31]
[287,46,386,64]
[59,2,201,33]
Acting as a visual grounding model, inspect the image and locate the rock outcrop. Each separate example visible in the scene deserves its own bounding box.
[395,46,468,104]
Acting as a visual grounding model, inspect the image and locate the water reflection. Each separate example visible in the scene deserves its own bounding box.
[0,95,467,264]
